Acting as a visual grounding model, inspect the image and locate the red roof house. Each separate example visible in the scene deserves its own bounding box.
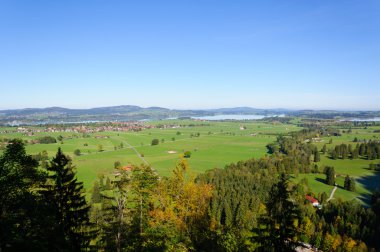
[122,165,133,172]
[305,195,320,207]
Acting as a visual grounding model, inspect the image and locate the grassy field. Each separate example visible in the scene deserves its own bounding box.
[1,120,379,205]
[0,120,299,190]
[296,124,380,204]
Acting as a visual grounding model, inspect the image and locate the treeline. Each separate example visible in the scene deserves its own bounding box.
[329,142,380,160]
[297,120,380,131]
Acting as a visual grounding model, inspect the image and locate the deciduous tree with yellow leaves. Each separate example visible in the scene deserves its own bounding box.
[146,158,213,250]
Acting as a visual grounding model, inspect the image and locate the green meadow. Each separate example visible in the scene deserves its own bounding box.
[295,124,380,204]
[0,120,299,190]
[1,120,380,205]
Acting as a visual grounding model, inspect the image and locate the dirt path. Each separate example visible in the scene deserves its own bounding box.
[123,140,149,166]
[327,186,338,202]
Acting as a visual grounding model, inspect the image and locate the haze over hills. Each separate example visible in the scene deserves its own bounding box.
[1,105,380,125]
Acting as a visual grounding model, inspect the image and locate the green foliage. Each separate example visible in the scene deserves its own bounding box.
[91,181,101,203]
[74,149,81,156]
[325,166,336,185]
[0,139,48,251]
[321,144,327,154]
[266,142,279,154]
[151,138,159,146]
[254,174,301,251]
[38,135,57,144]
[131,165,158,247]
[320,191,328,204]
[114,161,121,169]
[314,151,320,162]
[344,175,356,192]
[33,150,49,169]
[97,144,103,152]
[90,164,160,251]
[369,163,380,171]
[183,150,191,158]
[44,148,92,250]
[319,199,378,249]
[105,177,112,190]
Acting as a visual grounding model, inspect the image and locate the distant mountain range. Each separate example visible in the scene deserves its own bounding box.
[0,105,379,125]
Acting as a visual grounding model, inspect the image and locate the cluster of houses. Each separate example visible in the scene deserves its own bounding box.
[0,122,156,136]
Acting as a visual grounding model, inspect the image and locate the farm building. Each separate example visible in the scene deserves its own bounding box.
[122,165,134,172]
[305,195,320,207]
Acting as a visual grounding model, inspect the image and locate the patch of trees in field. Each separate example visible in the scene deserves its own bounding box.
[37,135,57,144]
[329,142,380,160]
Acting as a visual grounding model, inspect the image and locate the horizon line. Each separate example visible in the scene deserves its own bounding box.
[1,105,380,112]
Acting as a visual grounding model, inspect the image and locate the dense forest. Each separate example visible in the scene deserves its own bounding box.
[1,126,380,251]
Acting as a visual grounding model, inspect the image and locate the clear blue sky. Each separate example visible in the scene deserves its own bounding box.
[1,1,379,110]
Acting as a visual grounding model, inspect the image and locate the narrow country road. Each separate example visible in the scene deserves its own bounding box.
[122,140,160,176]
[123,140,150,166]
[327,186,338,202]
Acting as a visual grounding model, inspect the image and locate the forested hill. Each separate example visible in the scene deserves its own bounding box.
[0,105,208,124]
[0,106,283,125]
[1,105,380,125]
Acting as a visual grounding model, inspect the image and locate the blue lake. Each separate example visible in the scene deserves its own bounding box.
[192,114,284,120]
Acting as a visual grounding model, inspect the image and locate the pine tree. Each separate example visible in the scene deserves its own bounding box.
[45,148,92,251]
[320,192,328,204]
[0,139,48,251]
[254,173,300,251]
[91,181,101,203]
[99,174,105,190]
[325,166,336,186]
[344,176,356,192]
[331,149,338,160]
[349,178,356,192]
[344,175,351,191]
[314,151,320,162]
[105,177,112,190]
[321,144,327,154]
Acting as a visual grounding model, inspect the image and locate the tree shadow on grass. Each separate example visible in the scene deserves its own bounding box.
[315,177,343,189]
[315,177,327,184]
[356,171,380,206]
[311,170,380,206]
